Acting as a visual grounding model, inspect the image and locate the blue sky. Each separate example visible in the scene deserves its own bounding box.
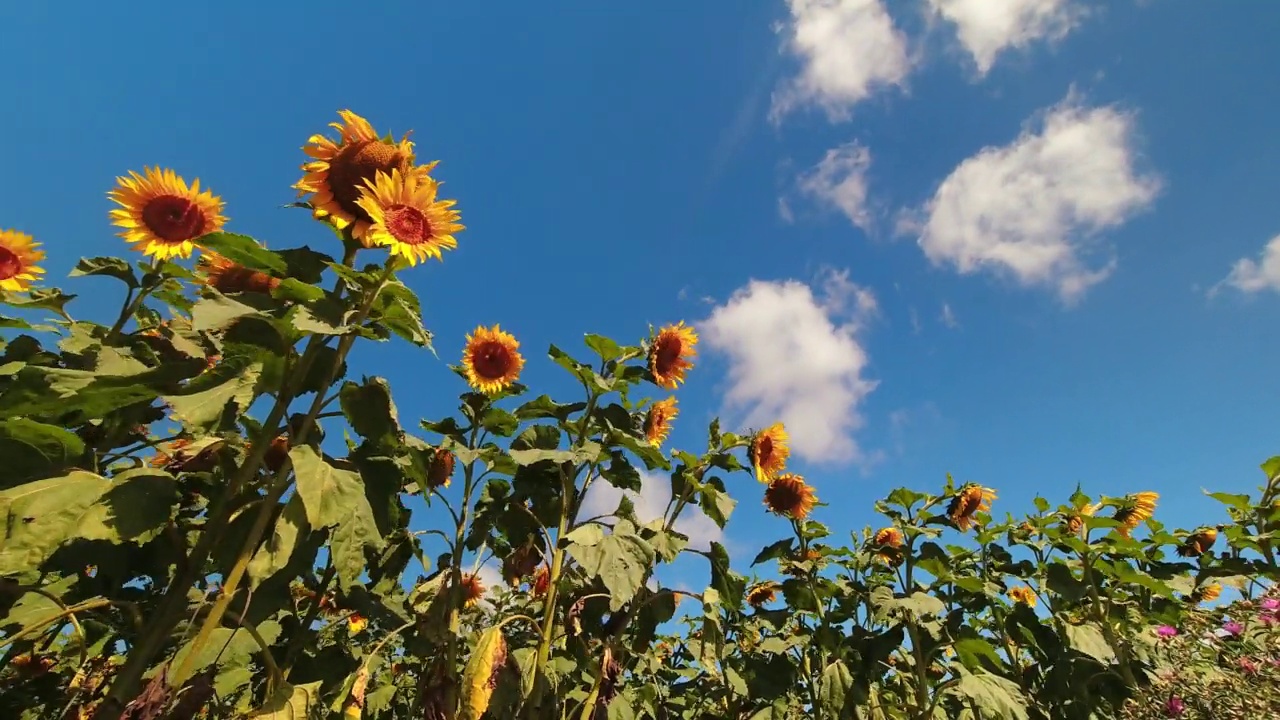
[4,1,1280,588]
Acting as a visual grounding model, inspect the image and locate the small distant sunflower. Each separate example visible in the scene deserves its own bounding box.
[872,527,904,564]
[427,447,455,489]
[295,110,433,244]
[196,253,281,295]
[947,484,996,532]
[749,423,790,484]
[1194,582,1222,604]
[1007,586,1037,608]
[108,167,226,260]
[0,230,46,292]
[1177,527,1218,557]
[763,473,818,521]
[462,324,525,394]
[648,322,698,389]
[347,614,369,636]
[1113,491,1158,537]
[746,581,780,608]
[355,168,463,265]
[459,573,486,607]
[644,396,679,446]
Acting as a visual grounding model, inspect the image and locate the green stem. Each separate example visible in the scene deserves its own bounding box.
[1081,550,1136,686]
[280,559,336,678]
[444,419,482,672]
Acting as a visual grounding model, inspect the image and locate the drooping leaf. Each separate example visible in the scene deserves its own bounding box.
[76,468,176,546]
[190,292,265,333]
[371,281,432,349]
[248,494,309,587]
[1063,622,1116,663]
[71,256,140,288]
[567,521,656,610]
[946,671,1028,720]
[164,358,263,431]
[198,232,289,275]
[290,447,382,588]
[461,626,507,720]
[339,377,402,446]
[817,660,854,717]
[0,471,110,574]
[0,418,86,489]
[247,681,322,719]
[167,621,283,685]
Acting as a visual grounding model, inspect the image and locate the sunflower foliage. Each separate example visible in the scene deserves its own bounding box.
[0,111,1278,720]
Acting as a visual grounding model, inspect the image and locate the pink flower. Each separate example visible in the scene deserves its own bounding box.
[1163,695,1186,717]
[1239,657,1260,675]
[1155,625,1179,639]
[1223,620,1244,637]
[1261,598,1280,611]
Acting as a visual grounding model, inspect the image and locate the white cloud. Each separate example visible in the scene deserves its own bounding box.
[578,471,723,551]
[927,0,1086,75]
[1214,234,1280,295]
[772,0,911,123]
[906,95,1161,302]
[798,142,874,231]
[940,302,959,328]
[700,270,878,464]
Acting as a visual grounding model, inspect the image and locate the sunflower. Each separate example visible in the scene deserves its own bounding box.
[462,324,525,394]
[746,581,780,608]
[1113,491,1158,537]
[355,168,463,265]
[763,474,818,521]
[459,573,486,607]
[648,322,698,389]
[262,434,291,474]
[872,527,904,564]
[295,110,433,244]
[1007,586,1037,607]
[947,484,996,532]
[427,447,455,489]
[196,254,280,295]
[347,613,369,636]
[749,423,790,484]
[108,167,226,260]
[644,397,679,446]
[0,230,46,292]
[1193,582,1222,604]
[1177,527,1218,557]
[530,565,551,599]
[502,539,543,586]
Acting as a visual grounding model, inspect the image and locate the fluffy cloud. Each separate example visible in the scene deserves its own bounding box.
[578,471,723,551]
[927,0,1085,75]
[700,270,878,464]
[905,95,1161,302]
[1214,234,1280,295]
[797,142,874,231]
[771,0,911,122]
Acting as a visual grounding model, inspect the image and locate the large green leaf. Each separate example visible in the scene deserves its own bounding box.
[76,469,176,545]
[198,232,289,275]
[818,660,854,717]
[190,292,265,333]
[247,681,321,719]
[947,671,1028,720]
[290,447,382,589]
[0,575,78,632]
[70,256,139,288]
[1063,622,1115,663]
[164,358,263,430]
[0,471,109,574]
[248,494,309,587]
[566,521,655,610]
[339,377,402,446]
[371,281,432,348]
[168,621,283,685]
[0,418,86,489]
[870,587,946,623]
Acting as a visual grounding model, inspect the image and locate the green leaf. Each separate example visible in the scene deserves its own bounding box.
[751,539,796,566]
[277,247,334,284]
[247,681,322,719]
[0,418,86,489]
[71,256,139,288]
[292,301,354,336]
[271,278,326,303]
[372,281,432,348]
[508,444,599,467]
[584,334,622,362]
[1063,622,1116,663]
[818,660,854,717]
[290,447,383,589]
[198,232,289,275]
[698,481,736,529]
[76,468,176,545]
[169,621,283,685]
[0,471,110,574]
[248,494,309,586]
[567,522,655,610]
[946,671,1028,720]
[191,292,264,332]
[0,575,78,632]
[164,358,263,431]
[340,377,402,445]
[514,395,585,421]
[953,637,1005,672]
[1205,491,1253,512]
[0,288,76,320]
[870,587,946,623]
[1262,456,1280,482]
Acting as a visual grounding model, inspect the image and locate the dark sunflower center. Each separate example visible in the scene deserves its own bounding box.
[474,341,513,380]
[767,482,802,512]
[757,437,773,462]
[655,338,683,372]
[328,140,410,221]
[0,247,21,280]
[141,195,206,243]
[385,205,433,245]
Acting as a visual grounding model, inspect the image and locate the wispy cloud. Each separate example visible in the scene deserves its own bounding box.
[1211,234,1280,296]
[926,0,1087,76]
[940,302,959,329]
[797,141,874,232]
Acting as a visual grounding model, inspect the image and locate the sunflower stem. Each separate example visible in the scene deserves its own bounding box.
[443,415,482,675]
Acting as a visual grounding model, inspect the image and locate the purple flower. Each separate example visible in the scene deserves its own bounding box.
[1223,620,1244,637]
[1261,597,1280,611]
[1163,695,1186,717]
[1155,625,1178,639]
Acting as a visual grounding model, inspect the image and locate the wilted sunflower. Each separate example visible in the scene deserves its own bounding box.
[1193,582,1223,604]
[459,573,486,607]
[749,423,790,484]
[530,565,551,598]
[746,581,780,608]
[763,474,818,521]
[295,110,433,244]
[0,230,46,292]
[196,254,281,295]
[108,167,226,260]
[462,325,525,394]
[427,447,455,489]
[644,396,679,446]
[1062,503,1099,535]
[648,322,698,389]
[947,484,996,532]
[355,168,463,266]
[1177,527,1218,557]
[1113,491,1158,537]
[1007,586,1037,607]
[872,527,904,564]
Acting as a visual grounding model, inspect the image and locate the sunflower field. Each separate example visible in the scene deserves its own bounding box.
[1,110,1278,720]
